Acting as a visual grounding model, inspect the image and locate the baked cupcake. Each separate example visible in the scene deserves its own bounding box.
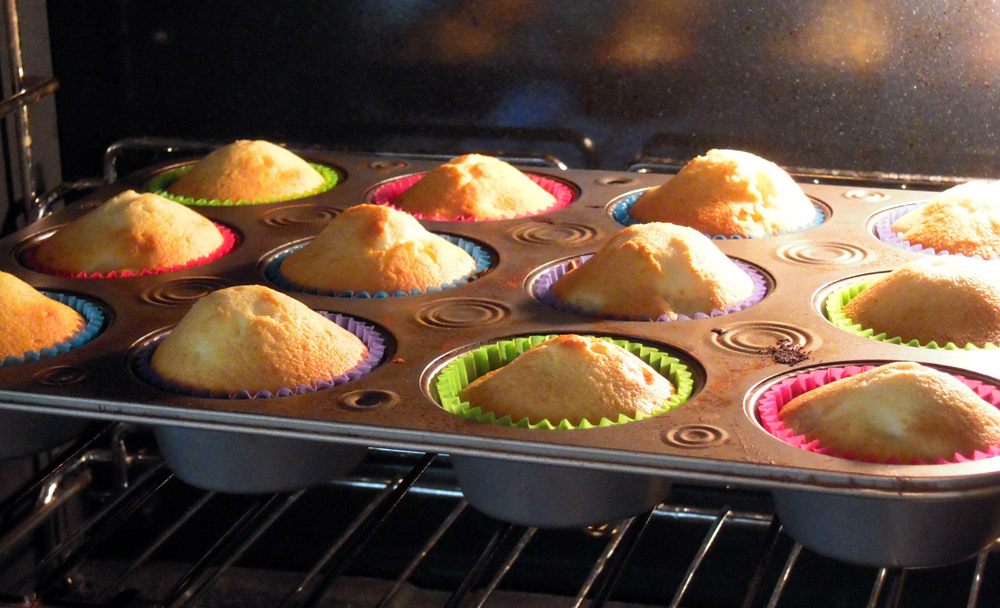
[278,204,479,294]
[836,257,1000,348]
[31,190,231,276]
[165,140,331,204]
[0,271,86,360]
[456,335,677,426]
[629,149,818,237]
[548,222,757,320]
[150,285,369,395]
[774,362,1000,463]
[389,154,558,220]
[890,181,1000,259]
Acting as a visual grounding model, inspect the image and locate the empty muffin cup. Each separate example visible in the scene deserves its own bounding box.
[137,313,384,493]
[434,334,693,527]
[757,364,1000,567]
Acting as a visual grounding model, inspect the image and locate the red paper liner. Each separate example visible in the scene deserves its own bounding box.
[757,364,1000,464]
[367,173,575,221]
[22,223,238,279]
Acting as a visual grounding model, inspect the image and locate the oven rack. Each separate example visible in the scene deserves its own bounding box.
[0,424,996,608]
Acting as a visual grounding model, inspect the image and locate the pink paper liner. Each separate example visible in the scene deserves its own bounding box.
[22,223,238,278]
[366,173,575,221]
[758,365,1000,464]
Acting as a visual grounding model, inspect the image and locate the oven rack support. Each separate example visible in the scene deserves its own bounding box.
[0,424,995,608]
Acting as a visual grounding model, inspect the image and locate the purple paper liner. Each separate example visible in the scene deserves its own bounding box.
[265,234,494,298]
[134,312,386,399]
[2,293,105,366]
[757,364,1000,465]
[873,203,1000,261]
[532,255,767,321]
[611,191,826,239]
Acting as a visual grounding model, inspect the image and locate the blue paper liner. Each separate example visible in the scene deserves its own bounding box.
[533,255,767,321]
[265,234,493,298]
[135,312,386,399]
[873,203,1000,261]
[2,293,105,366]
[611,191,826,239]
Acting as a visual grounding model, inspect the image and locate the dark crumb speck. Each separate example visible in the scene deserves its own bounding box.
[757,338,811,366]
[710,328,726,336]
[391,357,405,364]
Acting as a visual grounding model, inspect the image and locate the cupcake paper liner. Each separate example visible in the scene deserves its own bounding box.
[611,191,827,238]
[1,293,105,367]
[147,163,339,207]
[136,313,385,399]
[824,280,999,351]
[757,364,1000,464]
[435,334,694,430]
[24,223,238,279]
[265,234,493,298]
[533,256,767,321]
[874,203,1000,261]
[367,173,575,221]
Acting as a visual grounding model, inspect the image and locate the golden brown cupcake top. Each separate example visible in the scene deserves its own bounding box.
[34,190,224,275]
[279,204,477,293]
[841,257,1000,347]
[630,149,816,237]
[151,285,367,394]
[0,272,85,359]
[779,362,1000,462]
[891,180,1000,258]
[391,153,556,219]
[167,140,325,203]
[458,335,674,425]
[550,222,754,319]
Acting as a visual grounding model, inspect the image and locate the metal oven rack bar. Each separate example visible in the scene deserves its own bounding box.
[0,425,995,608]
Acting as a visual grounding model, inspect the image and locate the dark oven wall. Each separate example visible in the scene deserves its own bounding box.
[47,0,1000,181]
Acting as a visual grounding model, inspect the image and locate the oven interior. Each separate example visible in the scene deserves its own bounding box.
[4,2,1000,607]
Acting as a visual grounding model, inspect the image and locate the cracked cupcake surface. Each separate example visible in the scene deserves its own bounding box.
[630,149,816,237]
[778,362,1000,463]
[279,204,477,293]
[458,335,674,426]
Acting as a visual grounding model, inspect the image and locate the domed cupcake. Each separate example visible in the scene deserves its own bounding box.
[0,271,86,360]
[458,335,676,426]
[774,362,1000,463]
[548,222,757,320]
[278,204,479,294]
[151,285,369,395]
[890,180,1000,259]
[31,190,230,276]
[165,140,331,204]
[389,154,558,220]
[629,149,818,237]
[837,257,1000,348]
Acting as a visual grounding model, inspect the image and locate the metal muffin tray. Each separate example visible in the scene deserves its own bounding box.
[1,150,999,566]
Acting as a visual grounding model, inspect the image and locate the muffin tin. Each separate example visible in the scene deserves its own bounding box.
[1,150,999,566]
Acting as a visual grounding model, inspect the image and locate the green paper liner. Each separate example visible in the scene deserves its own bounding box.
[147,163,339,207]
[825,280,1000,351]
[434,334,694,429]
